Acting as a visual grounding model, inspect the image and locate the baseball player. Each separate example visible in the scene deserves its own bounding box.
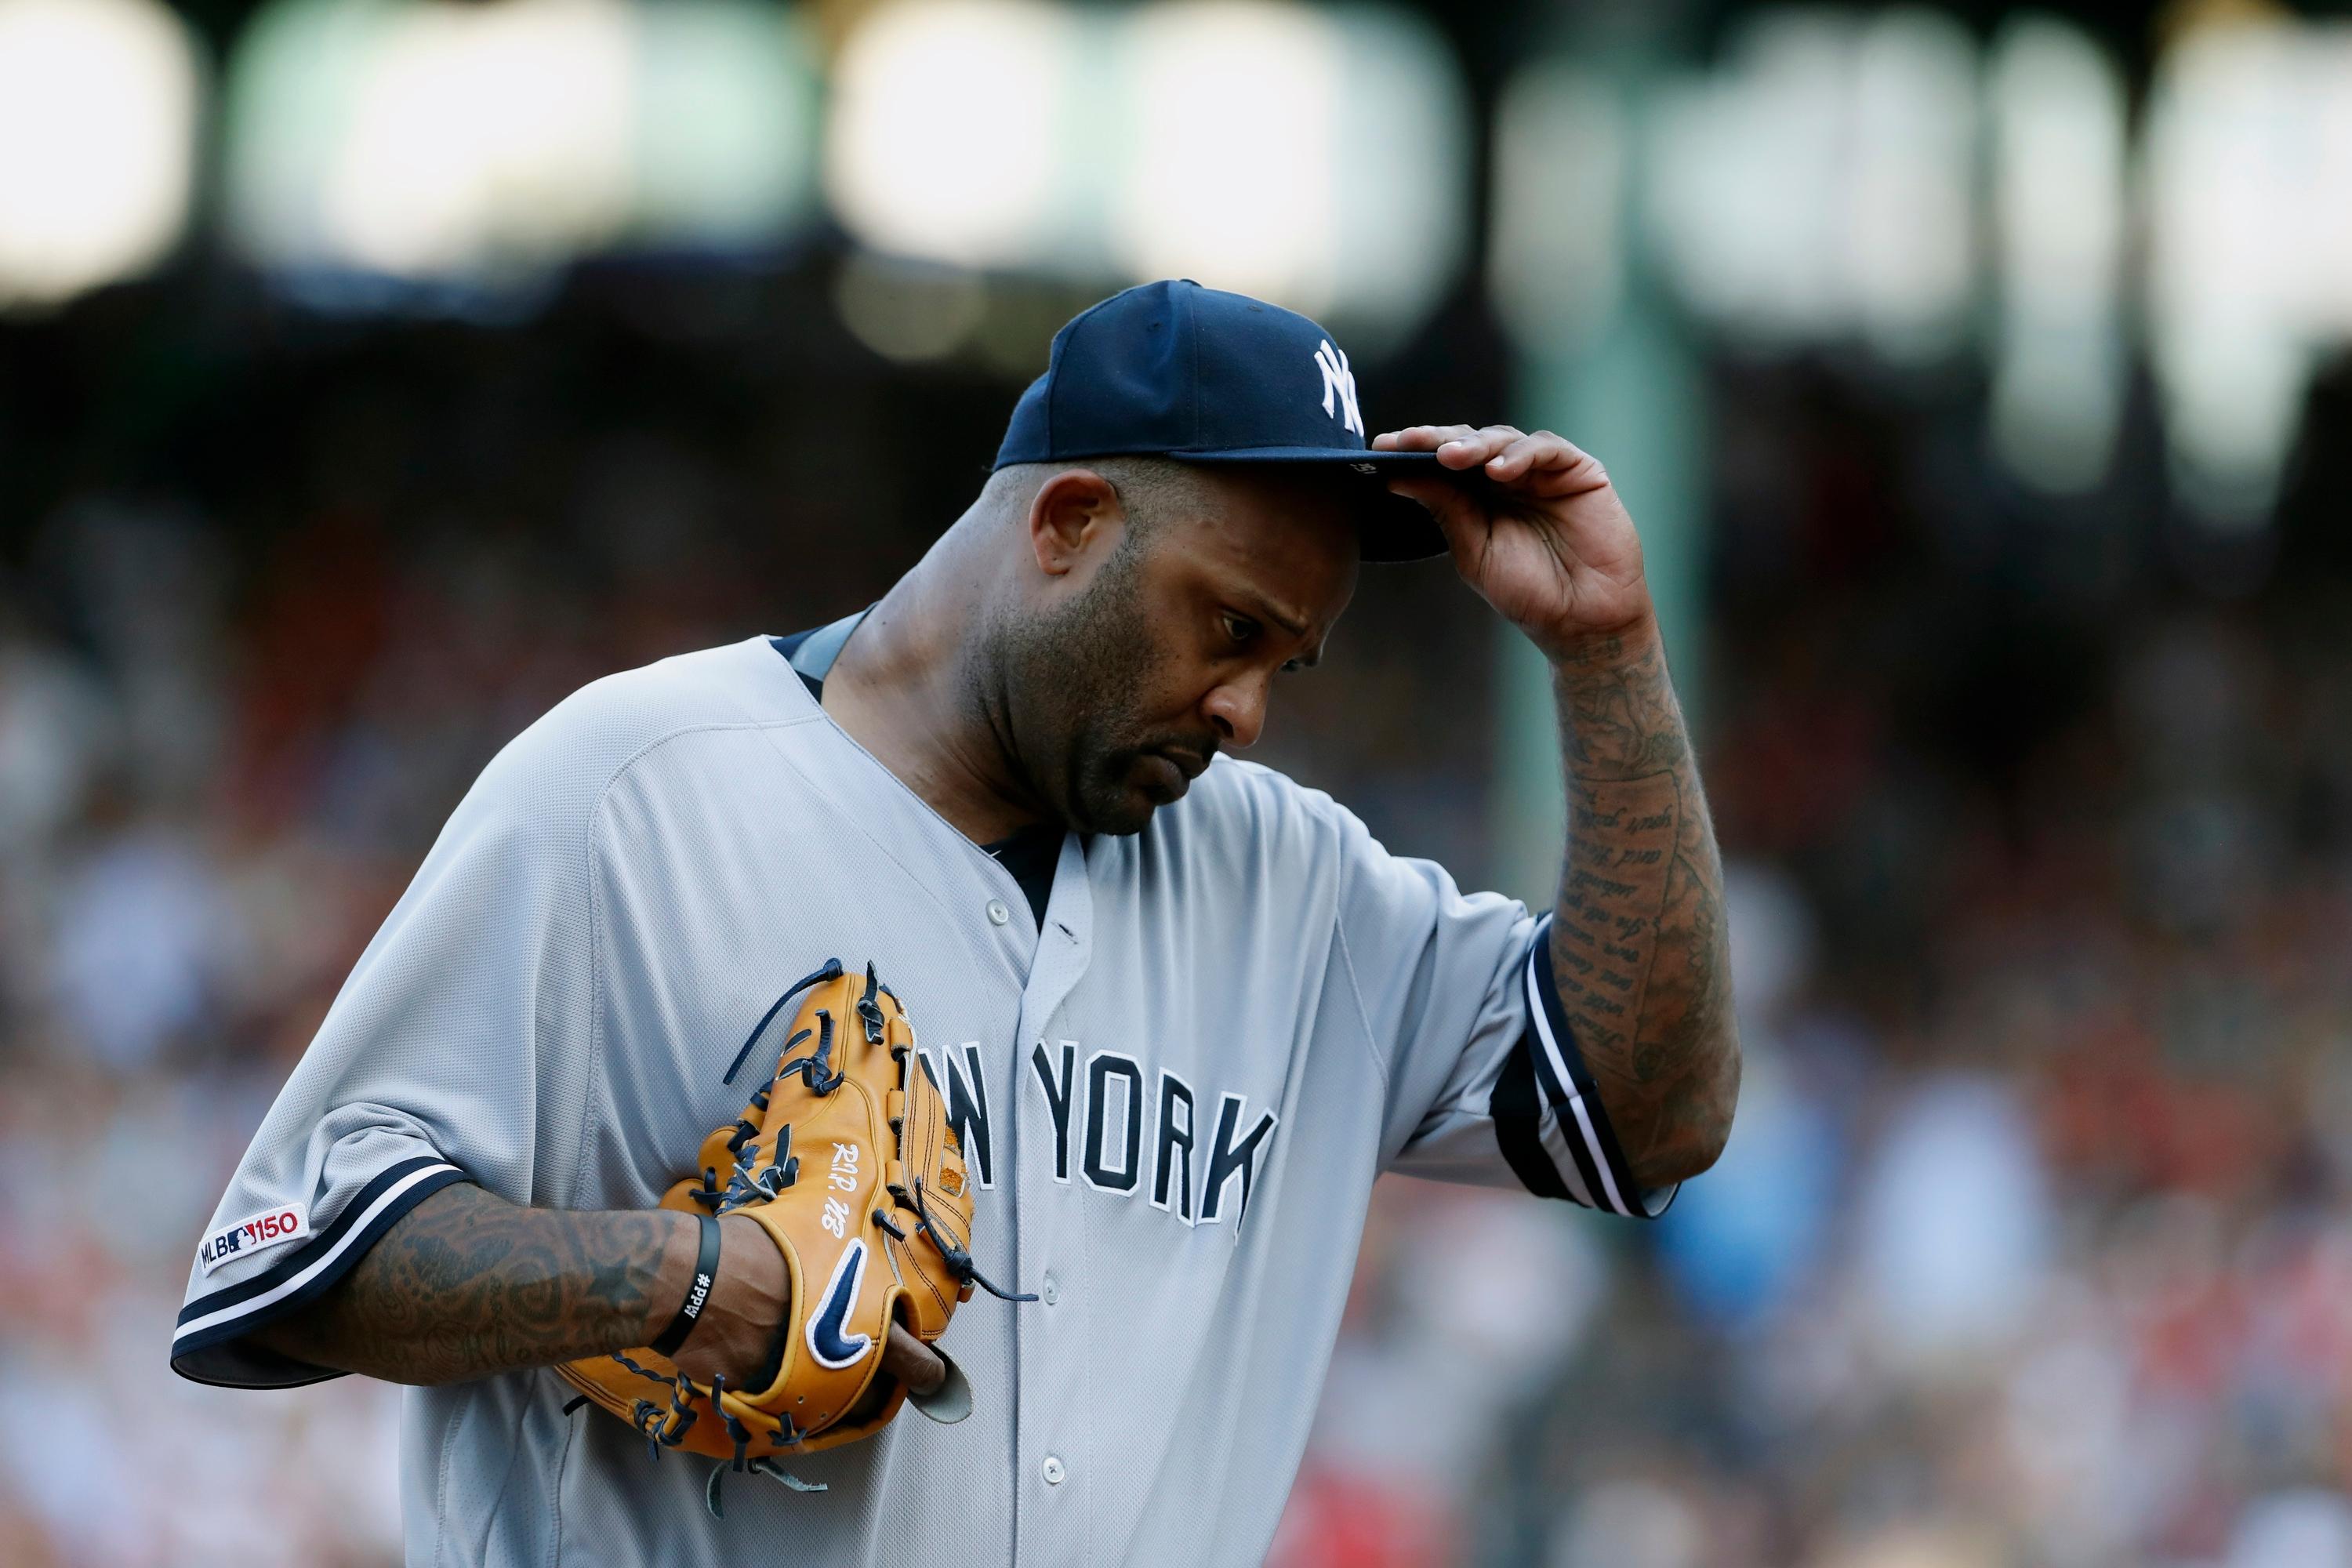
[172,280,1738,1565]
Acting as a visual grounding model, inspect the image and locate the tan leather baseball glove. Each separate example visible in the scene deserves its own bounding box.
[555,959,1023,1509]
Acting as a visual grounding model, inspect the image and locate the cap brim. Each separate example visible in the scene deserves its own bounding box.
[1169,446,1452,563]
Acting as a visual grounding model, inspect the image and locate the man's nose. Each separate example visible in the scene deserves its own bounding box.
[1203,677,1269,750]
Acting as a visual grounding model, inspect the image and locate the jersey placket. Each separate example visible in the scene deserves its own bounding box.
[1007,832,1094,1565]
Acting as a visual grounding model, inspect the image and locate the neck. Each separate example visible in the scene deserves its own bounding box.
[819,521,1051,844]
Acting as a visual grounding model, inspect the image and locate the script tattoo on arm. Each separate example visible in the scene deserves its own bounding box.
[250,1182,698,1385]
[1548,628,1740,1189]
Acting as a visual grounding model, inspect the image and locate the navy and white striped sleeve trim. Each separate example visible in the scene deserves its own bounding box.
[1487,917,1677,1219]
[170,1156,466,1387]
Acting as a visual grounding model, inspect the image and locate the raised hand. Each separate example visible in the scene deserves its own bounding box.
[1374,423,1652,657]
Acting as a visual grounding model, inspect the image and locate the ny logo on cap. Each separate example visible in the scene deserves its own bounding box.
[1314,339,1363,438]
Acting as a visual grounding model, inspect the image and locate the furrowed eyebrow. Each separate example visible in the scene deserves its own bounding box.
[1240,595,1310,643]
[1225,586,1321,668]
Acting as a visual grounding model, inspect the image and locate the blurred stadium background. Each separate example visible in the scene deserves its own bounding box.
[6,0,2352,1563]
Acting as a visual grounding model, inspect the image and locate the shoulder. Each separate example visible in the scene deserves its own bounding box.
[1185,754,1345,822]
[1158,755,1377,867]
[468,637,813,826]
[1175,759,1482,926]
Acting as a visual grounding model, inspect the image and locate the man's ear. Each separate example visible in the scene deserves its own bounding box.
[1027,469,1123,578]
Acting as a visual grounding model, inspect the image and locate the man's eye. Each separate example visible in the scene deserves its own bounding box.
[1221,612,1259,645]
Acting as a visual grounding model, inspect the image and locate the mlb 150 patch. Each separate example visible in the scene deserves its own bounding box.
[198,1203,311,1275]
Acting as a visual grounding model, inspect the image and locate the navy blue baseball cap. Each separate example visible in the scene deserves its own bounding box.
[993,279,1449,562]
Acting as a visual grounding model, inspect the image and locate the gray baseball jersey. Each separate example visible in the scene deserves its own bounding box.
[172,613,1674,1566]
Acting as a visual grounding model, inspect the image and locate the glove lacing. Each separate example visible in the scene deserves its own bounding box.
[575,957,1033,1510]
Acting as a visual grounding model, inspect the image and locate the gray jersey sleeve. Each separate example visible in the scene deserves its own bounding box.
[1332,804,1675,1219]
[171,691,608,1386]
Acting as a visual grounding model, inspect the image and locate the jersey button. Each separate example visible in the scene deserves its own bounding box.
[1042,1456,1067,1486]
[985,898,1011,926]
[1041,1274,1059,1306]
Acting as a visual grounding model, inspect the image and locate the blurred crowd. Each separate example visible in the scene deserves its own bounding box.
[3,285,2351,1568]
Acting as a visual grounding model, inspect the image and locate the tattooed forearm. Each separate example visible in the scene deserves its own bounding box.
[250,1183,699,1385]
[1548,625,1740,1188]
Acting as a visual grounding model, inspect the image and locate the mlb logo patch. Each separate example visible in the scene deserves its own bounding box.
[198,1203,311,1276]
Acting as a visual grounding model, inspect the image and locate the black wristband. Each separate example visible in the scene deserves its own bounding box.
[650,1214,721,1357]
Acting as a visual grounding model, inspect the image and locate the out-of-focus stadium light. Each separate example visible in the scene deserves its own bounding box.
[1848,10,1975,362]
[1647,13,1855,341]
[628,2,821,251]
[0,0,198,309]
[325,0,634,279]
[1488,64,1625,354]
[2147,19,2352,528]
[1112,5,1341,310]
[1110,2,1465,329]
[1644,9,1978,361]
[223,0,818,290]
[827,0,1466,336]
[1319,5,1467,332]
[833,249,989,363]
[1987,17,2125,497]
[825,0,1081,273]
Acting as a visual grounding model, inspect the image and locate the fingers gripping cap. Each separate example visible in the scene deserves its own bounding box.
[992,280,1447,562]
